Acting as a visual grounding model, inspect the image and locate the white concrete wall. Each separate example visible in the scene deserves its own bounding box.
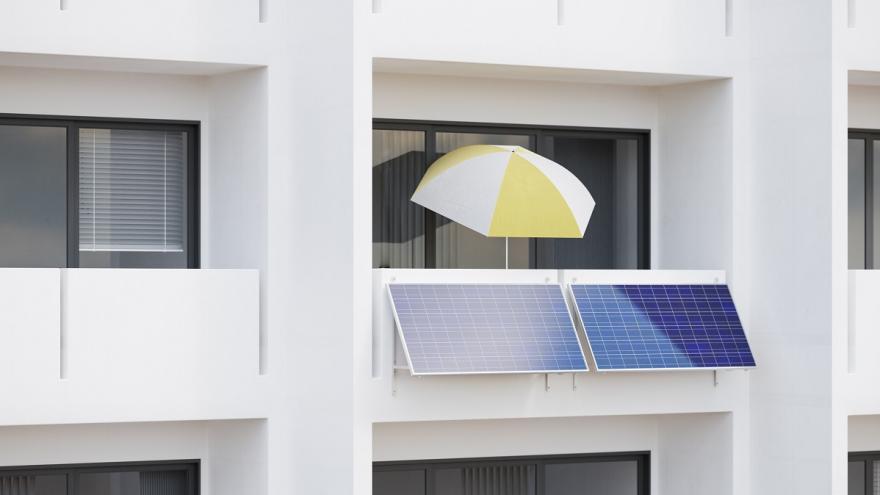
[847,0,880,72]
[657,413,733,495]
[657,80,733,272]
[850,415,880,452]
[0,0,267,65]
[849,84,880,128]
[0,420,266,495]
[746,1,841,494]
[0,269,264,426]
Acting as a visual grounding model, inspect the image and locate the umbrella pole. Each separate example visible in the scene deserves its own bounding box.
[505,237,509,269]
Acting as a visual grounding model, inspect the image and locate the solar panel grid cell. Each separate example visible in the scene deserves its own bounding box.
[388,283,588,375]
[570,284,755,371]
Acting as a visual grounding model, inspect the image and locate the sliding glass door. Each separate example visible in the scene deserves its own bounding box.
[0,123,68,267]
[372,121,650,270]
[0,462,197,495]
[849,130,880,269]
[374,453,649,495]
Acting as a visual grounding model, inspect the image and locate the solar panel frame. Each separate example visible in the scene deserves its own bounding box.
[387,283,590,376]
[569,283,756,372]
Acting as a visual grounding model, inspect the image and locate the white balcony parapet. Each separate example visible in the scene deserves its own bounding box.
[848,270,880,415]
[0,268,265,426]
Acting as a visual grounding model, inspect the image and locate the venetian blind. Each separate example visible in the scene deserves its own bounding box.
[79,128,186,252]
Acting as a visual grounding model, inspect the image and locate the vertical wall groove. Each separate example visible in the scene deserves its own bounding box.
[372,0,382,14]
[556,0,565,26]
[259,0,268,23]
[59,270,68,379]
[59,0,68,10]
[724,0,733,36]
[848,0,857,28]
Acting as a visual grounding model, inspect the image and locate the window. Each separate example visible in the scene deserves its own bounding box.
[849,130,880,269]
[0,115,198,269]
[373,453,649,495]
[0,461,197,495]
[850,452,880,495]
[372,121,649,270]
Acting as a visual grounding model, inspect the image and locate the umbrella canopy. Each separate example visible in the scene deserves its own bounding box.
[411,145,595,238]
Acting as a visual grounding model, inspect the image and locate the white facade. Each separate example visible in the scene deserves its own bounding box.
[0,0,876,494]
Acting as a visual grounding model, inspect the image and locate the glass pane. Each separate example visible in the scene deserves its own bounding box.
[0,474,67,495]
[372,129,427,269]
[873,140,880,269]
[373,469,425,495]
[536,137,640,269]
[435,132,532,269]
[544,460,639,495]
[850,139,867,269]
[77,470,187,495]
[78,128,188,268]
[35,475,68,495]
[0,124,67,268]
[873,460,880,495]
[433,465,535,495]
[849,460,866,495]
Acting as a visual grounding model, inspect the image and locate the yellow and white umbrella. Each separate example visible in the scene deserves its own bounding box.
[411,144,595,239]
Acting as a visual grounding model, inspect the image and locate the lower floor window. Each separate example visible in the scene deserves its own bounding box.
[0,461,197,495]
[850,452,880,495]
[374,453,649,495]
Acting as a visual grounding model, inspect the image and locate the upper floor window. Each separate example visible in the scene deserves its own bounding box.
[0,116,198,268]
[373,120,649,269]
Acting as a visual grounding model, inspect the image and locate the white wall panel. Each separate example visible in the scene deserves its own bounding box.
[0,0,267,66]
[372,0,739,77]
[0,269,60,385]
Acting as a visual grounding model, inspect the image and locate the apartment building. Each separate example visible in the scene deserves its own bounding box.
[0,0,876,494]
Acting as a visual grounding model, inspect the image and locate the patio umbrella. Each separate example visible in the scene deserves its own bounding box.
[411,144,595,267]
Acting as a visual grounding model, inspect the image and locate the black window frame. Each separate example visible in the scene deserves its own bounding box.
[374,451,650,495]
[0,113,200,269]
[0,459,199,495]
[373,118,651,269]
[849,451,879,494]
[851,129,879,269]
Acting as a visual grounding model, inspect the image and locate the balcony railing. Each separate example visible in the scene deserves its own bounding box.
[370,268,749,423]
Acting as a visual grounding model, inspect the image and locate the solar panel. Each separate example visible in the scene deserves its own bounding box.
[569,284,755,371]
[387,283,588,375]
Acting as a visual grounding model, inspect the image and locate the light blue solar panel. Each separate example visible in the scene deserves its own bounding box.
[388,283,588,375]
[570,284,755,371]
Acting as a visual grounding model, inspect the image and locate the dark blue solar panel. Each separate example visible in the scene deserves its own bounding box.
[388,284,588,375]
[570,284,755,371]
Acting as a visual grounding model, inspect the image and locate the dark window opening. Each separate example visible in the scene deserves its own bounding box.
[0,461,198,495]
[0,115,199,269]
[373,120,650,270]
[849,452,880,495]
[849,129,880,269]
[374,452,649,495]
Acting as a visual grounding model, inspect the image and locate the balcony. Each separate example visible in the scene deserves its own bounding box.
[369,268,749,424]
[0,268,265,426]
